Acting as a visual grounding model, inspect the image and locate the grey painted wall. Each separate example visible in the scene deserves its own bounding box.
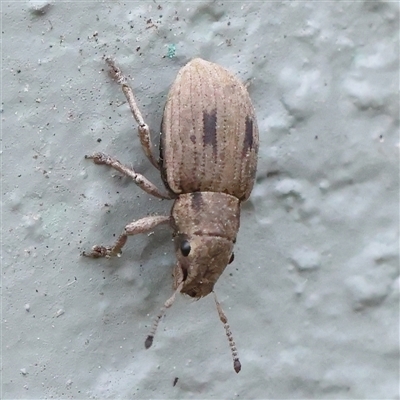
[3,1,399,399]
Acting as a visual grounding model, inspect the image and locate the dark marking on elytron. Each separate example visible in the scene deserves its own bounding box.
[190,191,204,213]
[242,116,254,157]
[190,134,196,144]
[203,109,218,155]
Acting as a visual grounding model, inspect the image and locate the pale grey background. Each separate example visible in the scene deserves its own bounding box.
[2,1,399,399]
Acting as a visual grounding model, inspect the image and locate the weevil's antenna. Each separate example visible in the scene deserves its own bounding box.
[213,292,241,373]
[145,281,184,349]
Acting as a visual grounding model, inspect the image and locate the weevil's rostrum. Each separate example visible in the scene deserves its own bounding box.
[83,58,259,373]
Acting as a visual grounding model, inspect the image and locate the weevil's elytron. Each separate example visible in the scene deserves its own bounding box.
[83,58,259,373]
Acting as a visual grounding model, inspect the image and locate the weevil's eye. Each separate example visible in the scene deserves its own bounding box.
[229,253,235,264]
[180,240,191,257]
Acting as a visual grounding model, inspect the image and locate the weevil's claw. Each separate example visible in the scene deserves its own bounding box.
[82,245,116,258]
[85,152,110,165]
[105,58,127,84]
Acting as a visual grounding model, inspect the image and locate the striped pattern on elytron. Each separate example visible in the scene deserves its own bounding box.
[160,58,259,201]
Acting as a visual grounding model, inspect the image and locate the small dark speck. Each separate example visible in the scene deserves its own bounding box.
[97,138,102,143]
[17,70,21,73]
[315,135,318,140]
[173,377,179,387]
[266,170,280,178]
[136,46,141,52]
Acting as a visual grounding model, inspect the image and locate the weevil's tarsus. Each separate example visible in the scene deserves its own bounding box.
[85,152,171,199]
[145,281,184,349]
[82,215,171,258]
[105,57,160,170]
[105,57,127,84]
[213,291,241,373]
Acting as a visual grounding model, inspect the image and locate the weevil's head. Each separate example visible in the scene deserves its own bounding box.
[173,233,235,297]
[171,192,240,298]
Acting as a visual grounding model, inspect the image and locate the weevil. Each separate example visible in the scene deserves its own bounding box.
[83,57,259,373]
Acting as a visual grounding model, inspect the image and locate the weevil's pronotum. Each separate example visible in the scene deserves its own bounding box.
[83,57,259,373]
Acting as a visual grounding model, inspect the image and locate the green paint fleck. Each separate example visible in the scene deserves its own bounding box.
[167,44,176,59]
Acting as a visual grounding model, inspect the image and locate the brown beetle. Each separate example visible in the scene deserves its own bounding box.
[83,58,259,373]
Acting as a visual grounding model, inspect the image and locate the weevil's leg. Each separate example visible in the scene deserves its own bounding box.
[145,281,184,349]
[85,152,172,200]
[213,292,241,373]
[121,84,160,170]
[82,215,171,258]
[105,57,160,170]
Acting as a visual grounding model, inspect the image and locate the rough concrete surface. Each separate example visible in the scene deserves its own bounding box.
[2,1,399,399]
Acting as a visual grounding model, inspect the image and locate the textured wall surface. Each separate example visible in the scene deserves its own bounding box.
[3,1,399,399]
